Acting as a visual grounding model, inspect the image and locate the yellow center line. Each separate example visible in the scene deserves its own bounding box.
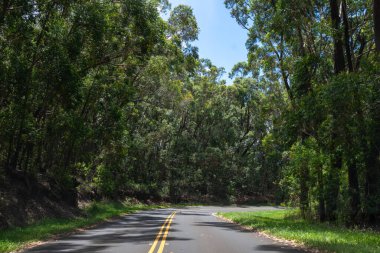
[157,212,176,253]
[148,212,175,253]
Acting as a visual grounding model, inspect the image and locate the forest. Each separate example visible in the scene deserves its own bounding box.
[0,0,379,228]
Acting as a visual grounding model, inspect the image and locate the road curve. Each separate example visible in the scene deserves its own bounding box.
[25,206,305,253]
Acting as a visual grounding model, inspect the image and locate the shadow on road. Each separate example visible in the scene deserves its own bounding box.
[194,220,305,253]
[26,212,193,253]
[194,221,253,233]
[255,244,304,252]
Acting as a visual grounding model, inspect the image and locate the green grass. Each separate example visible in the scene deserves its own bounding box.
[219,210,380,253]
[0,201,170,253]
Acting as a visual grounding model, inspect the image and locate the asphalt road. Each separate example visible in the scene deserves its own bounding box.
[25,206,305,253]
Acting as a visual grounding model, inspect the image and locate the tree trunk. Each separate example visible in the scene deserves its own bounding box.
[347,157,360,223]
[0,0,9,25]
[364,83,380,222]
[295,27,313,219]
[375,0,380,52]
[365,148,380,222]
[342,0,353,72]
[299,163,310,218]
[325,161,340,221]
[317,165,326,222]
[330,0,346,73]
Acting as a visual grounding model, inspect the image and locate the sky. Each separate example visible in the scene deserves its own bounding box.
[167,0,248,82]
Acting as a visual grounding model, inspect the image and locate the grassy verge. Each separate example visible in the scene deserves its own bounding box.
[219,210,380,253]
[0,201,170,253]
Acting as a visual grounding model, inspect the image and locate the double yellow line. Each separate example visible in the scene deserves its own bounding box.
[148,211,176,253]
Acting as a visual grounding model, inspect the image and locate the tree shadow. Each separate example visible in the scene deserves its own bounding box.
[28,244,108,253]
[194,220,306,253]
[25,212,192,253]
[194,220,253,233]
[255,244,305,252]
[177,211,210,216]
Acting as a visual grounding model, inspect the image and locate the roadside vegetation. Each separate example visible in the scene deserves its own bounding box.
[0,202,168,253]
[220,210,380,253]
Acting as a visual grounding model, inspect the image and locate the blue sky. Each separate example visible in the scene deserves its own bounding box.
[167,0,248,82]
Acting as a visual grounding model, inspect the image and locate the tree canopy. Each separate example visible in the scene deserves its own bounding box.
[0,0,379,226]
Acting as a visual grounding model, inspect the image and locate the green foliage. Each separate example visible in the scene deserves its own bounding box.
[168,5,199,43]
[281,138,329,215]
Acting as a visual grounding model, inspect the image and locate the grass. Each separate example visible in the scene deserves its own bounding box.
[0,201,170,253]
[219,210,380,253]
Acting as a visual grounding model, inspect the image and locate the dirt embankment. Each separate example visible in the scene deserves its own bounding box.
[0,176,79,229]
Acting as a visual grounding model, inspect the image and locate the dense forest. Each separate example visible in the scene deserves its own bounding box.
[0,0,379,227]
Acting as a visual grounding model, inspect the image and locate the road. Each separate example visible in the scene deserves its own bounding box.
[25,206,305,253]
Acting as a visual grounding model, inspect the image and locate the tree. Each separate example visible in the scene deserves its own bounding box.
[225,0,379,224]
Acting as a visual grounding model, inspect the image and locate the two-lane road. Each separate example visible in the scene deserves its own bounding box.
[25,206,305,253]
